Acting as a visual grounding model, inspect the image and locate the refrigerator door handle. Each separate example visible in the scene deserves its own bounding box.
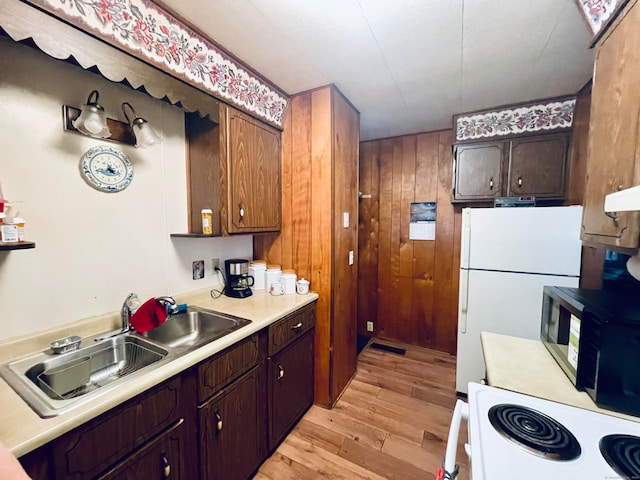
[459,269,469,333]
[460,210,471,269]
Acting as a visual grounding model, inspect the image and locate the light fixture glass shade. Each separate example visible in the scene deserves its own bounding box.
[72,90,111,139]
[122,101,162,148]
[132,121,162,148]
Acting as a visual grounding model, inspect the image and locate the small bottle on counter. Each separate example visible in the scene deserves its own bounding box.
[201,209,213,235]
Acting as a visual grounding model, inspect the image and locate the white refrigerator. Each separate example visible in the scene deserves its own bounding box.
[456,206,583,394]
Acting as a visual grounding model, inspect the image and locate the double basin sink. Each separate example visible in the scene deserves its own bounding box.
[0,307,251,418]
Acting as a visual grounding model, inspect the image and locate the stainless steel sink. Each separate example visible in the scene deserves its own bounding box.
[140,307,251,350]
[0,307,252,418]
[0,335,168,418]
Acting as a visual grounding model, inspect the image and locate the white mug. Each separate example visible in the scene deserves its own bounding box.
[269,281,284,296]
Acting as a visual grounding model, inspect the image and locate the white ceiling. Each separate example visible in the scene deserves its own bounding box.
[158,0,595,141]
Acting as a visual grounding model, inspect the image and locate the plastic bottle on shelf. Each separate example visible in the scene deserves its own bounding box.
[201,209,213,235]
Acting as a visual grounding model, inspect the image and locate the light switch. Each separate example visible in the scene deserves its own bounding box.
[343,212,350,228]
[349,250,354,265]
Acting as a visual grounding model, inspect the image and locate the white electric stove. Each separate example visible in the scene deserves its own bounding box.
[442,383,640,480]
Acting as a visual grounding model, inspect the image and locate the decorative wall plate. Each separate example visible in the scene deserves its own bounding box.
[80,146,133,192]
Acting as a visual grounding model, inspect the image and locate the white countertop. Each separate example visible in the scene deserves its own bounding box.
[480,331,640,422]
[0,288,318,457]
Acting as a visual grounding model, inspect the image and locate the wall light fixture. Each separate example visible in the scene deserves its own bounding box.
[121,102,162,148]
[71,90,111,139]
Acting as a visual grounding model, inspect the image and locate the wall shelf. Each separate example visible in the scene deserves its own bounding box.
[0,241,36,251]
[170,233,221,238]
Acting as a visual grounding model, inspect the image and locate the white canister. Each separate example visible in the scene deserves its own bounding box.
[265,264,282,292]
[281,270,297,295]
[248,260,267,290]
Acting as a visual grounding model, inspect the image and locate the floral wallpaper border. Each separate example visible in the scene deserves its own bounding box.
[455,98,576,142]
[26,0,288,127]
[574,0,625,36]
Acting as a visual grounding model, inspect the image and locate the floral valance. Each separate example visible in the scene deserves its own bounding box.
[574,0,630,42]
[24,0,289,128]
[454,97,576,143]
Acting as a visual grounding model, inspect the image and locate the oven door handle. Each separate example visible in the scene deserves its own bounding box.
[442,399,469,479]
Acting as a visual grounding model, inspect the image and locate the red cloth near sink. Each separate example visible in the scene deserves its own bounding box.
[130,298,167,333]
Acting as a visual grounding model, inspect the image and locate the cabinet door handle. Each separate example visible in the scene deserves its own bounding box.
[489,177,494,190]
[290,322,303,330]
[238,203,245,222]
[277,364,285,380]
[162,454,171,478]
[215,411,223,431]
[517,176,523,187]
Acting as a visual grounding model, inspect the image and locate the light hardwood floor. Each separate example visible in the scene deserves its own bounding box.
[254,339,470,479]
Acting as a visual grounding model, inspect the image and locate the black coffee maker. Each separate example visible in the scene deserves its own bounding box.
[223,259,254,298]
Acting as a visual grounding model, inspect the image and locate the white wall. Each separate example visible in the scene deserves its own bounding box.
[0,39,253,340]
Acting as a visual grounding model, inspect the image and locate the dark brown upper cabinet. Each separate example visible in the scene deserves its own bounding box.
[183,104,281,237]
[452,133,569,203]
[220,105,281,234]
[581,0,640,251]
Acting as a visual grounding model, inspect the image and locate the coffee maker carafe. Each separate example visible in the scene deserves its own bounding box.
[224,259,254,298]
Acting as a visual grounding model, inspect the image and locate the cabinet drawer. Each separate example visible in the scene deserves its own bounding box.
[97,419,185,480]
[52,376,182,480]
[268,304,315,356]
[198,333,259,401]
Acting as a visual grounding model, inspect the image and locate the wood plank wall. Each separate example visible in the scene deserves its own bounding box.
[358,85,593,355]
[358,130,461,354]
[254,85,360,408]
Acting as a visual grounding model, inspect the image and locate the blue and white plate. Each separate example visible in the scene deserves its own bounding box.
[80,146,133,193]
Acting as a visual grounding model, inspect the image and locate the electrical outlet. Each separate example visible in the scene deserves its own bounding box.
[366,321,374,332]
[212,258,220,271]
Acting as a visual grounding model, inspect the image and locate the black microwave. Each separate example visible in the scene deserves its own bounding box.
[541,286,640,417]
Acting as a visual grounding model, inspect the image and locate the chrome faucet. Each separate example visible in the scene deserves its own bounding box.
[120,292,141,334]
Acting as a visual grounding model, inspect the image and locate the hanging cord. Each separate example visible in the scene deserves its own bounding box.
[210,267,226,299]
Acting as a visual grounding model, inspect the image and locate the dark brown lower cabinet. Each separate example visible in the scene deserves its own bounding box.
[198,366,262,480]
[97,420,186,480]
[17,302,316,480]
[268,329,314,450]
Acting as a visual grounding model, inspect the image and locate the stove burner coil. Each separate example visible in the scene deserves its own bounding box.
[600,434,640,479]
[488,404,581,461]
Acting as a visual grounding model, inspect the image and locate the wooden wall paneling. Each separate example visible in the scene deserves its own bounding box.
[310,87,334,407]
[376,139,396,342]
[390,138,405,280]
[357,141,380,336]
[399,136,417,278]
[278,95,295,270]
[330,90,359,404]
[412,133,440,347]
[394,136,416,343]
[433,130,459,354]
[291,94,314,280]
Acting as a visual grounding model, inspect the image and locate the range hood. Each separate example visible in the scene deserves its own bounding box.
[604,185,640,212]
